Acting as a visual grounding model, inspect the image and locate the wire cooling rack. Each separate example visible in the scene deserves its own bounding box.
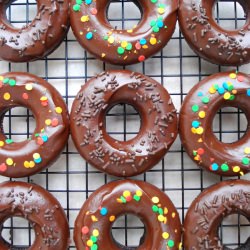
[0,0,250,249]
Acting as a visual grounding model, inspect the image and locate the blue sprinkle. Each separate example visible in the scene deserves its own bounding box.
[86,32,93,40]
[85,0,92,4]
[157,20,164,28]
[222,82,229,90]
[247,89,250,96]
[139,38,147,45]
[100,207,108,216]
[34,158,42,164]
[192,120,200,128]
[197,92,203,97]
[217,87,225,95]
[42,135,48,142]
[211,163,219,171]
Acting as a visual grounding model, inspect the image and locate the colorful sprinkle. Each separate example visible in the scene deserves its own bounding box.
[100,207,108,216]
[3,92,11,100]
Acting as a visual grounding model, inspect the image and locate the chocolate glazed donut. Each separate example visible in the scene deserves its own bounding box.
[184,179,250,250]
[0,72,69,178]
[178,0,250,66]
[0,0,69,62]
[70,0,178,65]
[74,180,182,250]
[0,181,70,250]
[70,70,178,177]
[179,71,250,176]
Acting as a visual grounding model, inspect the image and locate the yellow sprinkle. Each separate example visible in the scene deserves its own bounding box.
[45,119,52,126]
[142,45,148,49]
[179,242,183,249]
[198,138,203,142]
[136,190,142,197]
[150,37,157,45]
[152,196,159,204]
[81,15,89,22]
[158,214,165,222]
[164,207,168,214]
[198,111,206,118]
[196,127,204,135]
[127,29,133,33]
[101,53,106,58]
[0,141,4,147]
[109,215,116,222]
[229,73,237,79]
[123,190,131,198]
[33,153,40,160]
[191,127,197,134]
[121,41,128,48]
[162,232,169,239]
[40,96,48,101]
[55,107,63,114]
[240,171,245,176]
[233,166,240,173]
[80,31,83,35]
[24,161,30,168]
[223,92,231,100]
[108,36,115,44]
[116,198,123,203]
[29,161,35,168]
[25,83,33,91]
[3,92,11,100]
[232,89,237,94]
[86,240,93,247]
[0,76,3,81]
[172,212,176,218]
[6,158,13,166]
[244,147,250,154]
[92,229,99,237]
[158,7,165,15]
[209,87,216,94]
[91,215,98,222]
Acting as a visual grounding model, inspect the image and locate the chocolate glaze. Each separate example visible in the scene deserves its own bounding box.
[70,70,178,177]
[0,0,69,62]
[183,179,250,250]
[74,179,182,250]
[178,0,250,66]
[70,0,178,65]
[0,181,70,250]
[179,71,250,176]
[0,72,69,178]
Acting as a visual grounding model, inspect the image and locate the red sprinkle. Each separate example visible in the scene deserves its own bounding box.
[126,195,132,202]
[0,163,7,172]
[81,226,89,235]
[51,118,59,127]
[197,148,205,155]
[135,42,141,50]
[0,82,3,88]
[22,93,29,100]
[36,137,44,145]
[138,55,145,62]
[41,101,48,107]
[91,8,98,15]
[237,75,244,82]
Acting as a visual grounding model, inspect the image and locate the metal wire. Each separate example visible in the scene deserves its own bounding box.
[0,0,249,249]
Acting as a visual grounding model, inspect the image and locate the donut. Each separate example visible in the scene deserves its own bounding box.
[70,70,178,177]
[179,71,250,176]
[74,179,182,250]
[183,179,250,250]
[178,0,250,66]
[70,0,178,65]
[0,181,70,249]
[0,0,69,62]
[0,72,69,178]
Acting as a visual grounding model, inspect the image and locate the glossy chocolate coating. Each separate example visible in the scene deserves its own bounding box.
[0,0,69,62]
[70,70,178,177]
[0,72,69,178]
[179,0,250,66]
[70,0,178,65]
[179,71,250,176]
[74,179,182,250]
[0,181,70,250]
[184,179,250,250]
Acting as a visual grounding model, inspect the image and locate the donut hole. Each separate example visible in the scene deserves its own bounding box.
[212,107,247,143]
[111,214,145,248]
[2,107,36,143]
[1,217,35,248]
[107,0,142,30]
[5,0,37,29]
[218,213,250,249]
[213,0,246,30]
[105,103,141,141]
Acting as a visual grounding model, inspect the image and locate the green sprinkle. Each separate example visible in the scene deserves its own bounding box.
[35,133,40,137]
[151,0,157,3]
[120,196,126,203]
[76,0,82,4]
[158,207,163,215]
[242,157,249,165]
[202,96,210,104]
[213,84,219,90]
[152,25,160,33]
[126,43,133,51]
[103,35,108,40]
[3,78,9,84]
[9,79,16,86]
[168,240,175,248]
[73,4,81,11]
[91,236,97,243]
[152,205,158,212]
[229,95,235,101]
[91,244,98,250]
[192,104,199,112]
[221,163,229,172]
[133,195,141,201]
[228,85,234,91]
[193,151,197,156]
[117,47,125,55]
[150,20,157,27]
[5,139,13,144]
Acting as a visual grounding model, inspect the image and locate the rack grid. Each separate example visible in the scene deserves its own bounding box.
[0,0,249,249]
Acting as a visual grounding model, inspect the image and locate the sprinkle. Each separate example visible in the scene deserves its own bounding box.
[139,38,147,45]
[45,119,52,126]
[168,240,175,248]
[247,89,250,96]
[3,92,11,100]
[108,36,115,44]
[6,158,14,166]
[152,196,159,203]
[229,73,237,79]
[211,163,219,171]
[121,41,128,48]
[152,25,160,32]
[123,190,131,198]
[117,47,125,55]
[223,92,231,100]
[85,0,92,4]
[192,120,200,128]
[55,107,63,114]
[87,240,93,247]
[201,96,210,104]
[90,236,97,243]
[81,226,89,235]
[158,214,165,222]
[197,148,204,155]
[5,139,13,144]
[237,75,244,82]
[0,163,7,172]
[162,232,169,239]
[150,20,157,27]
[136,190,142,197]
[151,0,157,3]
[192,104,199,112]
[25,83,33,91]
[233,166,240,173]
[109,215,116,222]
[242,157,249,165]
[100,207,108,216]
[221,163,229,172]
[198,111,206,118]
[33,153,40,160]
[3,78,9,84]
[133,195,141,201]
[126,43,132,51]
[91,245,98,250]
[22,93,29,100]
[92,229,99,237]
[158,7,165,15]
[9,79,16,86]
[0,141,4,147]
[196,127,204,135]
[209,87,216,94]
[81,15,89,22]
[90,8,98,15]
[138,55,145,62]
[244,147,250,154]
[0,76,3,81]
[86,32,93,40]
[150,37,157,45]
[73,4,81,12]
[152,205,158,212]
[51,118,59,127]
